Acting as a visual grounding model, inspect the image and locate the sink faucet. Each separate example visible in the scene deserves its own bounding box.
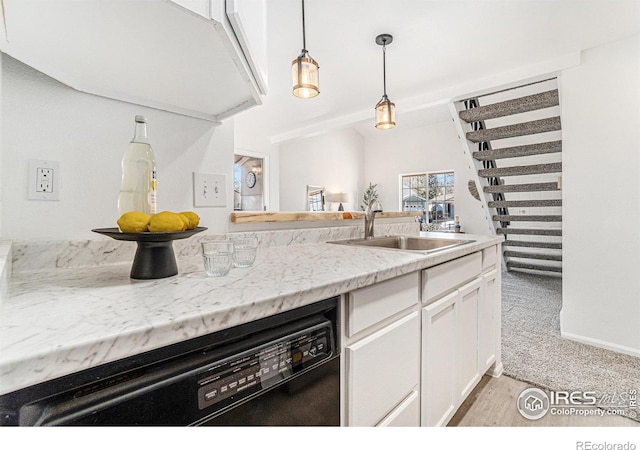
[364,199,383,239]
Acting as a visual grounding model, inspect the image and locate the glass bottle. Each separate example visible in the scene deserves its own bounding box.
[117,115,157,216]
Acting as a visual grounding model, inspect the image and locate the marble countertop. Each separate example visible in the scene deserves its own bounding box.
[0,233,502,396]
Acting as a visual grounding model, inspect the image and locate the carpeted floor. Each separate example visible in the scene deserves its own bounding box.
[501,269,640,421]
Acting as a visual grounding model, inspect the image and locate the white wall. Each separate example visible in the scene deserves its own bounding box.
[560,34,640,356]
[279,128,364,211]
[363,120,490,235]
[1,54,234,241]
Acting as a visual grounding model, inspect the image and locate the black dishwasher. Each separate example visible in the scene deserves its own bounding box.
[0,297,340,426]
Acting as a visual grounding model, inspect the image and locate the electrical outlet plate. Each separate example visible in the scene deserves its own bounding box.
[28,159,61,201]
[193,172,226,207]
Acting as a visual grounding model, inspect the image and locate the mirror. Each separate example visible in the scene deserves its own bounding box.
[306,185,326,211]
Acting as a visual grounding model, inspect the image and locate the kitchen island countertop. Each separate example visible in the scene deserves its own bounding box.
[0,233,502,396]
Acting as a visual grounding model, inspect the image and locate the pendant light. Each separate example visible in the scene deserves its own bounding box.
[375,34,395,129]
[292,0,319,98]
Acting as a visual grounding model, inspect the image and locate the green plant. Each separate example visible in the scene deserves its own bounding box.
[361,182,378,210]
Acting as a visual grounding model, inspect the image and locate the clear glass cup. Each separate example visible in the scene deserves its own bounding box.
[201,240,233,277]
[231,237,258,268]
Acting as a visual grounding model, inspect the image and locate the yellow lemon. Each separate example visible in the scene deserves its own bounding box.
[117,211,151,233]
[148,211,187,233]
[178,213,190,230]
[180,211,200,230]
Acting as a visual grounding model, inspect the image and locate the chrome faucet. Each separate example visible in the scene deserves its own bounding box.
[364,199,383,239]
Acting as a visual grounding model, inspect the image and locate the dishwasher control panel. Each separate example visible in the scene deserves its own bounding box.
[196,320,333,412]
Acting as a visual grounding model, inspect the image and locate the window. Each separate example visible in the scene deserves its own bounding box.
[400,171,455,229]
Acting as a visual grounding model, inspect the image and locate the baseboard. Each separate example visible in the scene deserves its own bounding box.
[561,331,640,358]
[487,361,504,378]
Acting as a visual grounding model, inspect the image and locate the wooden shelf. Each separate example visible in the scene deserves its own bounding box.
[230,211,422,224]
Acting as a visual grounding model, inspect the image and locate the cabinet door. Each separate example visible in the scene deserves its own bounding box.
[422,291,458,427]
[457,278,482,401]
[377,390,420,427]
[479,269,498,373]
[346,312,420,427]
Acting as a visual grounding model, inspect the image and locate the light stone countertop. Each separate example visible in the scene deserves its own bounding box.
[0,232,502,396]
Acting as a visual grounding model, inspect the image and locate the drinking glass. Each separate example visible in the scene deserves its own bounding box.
[231,237,258,268]
[201,240,233,277]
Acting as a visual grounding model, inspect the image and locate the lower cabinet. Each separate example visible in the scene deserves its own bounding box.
[345,311,420,426]
[342,245,501,427]
[421,291,458,427]
[421,277,482,427]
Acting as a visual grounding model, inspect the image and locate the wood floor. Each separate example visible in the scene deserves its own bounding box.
[448,375,639,427]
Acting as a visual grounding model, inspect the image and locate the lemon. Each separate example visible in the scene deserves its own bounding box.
[148,211,187,233]
[117,211,151,233]
[178,213,190,230]
[180,211,200,230]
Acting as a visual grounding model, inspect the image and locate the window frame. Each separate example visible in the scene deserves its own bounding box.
[399,169,455,226]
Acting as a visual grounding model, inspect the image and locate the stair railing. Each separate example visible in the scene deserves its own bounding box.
[463,98,511,229]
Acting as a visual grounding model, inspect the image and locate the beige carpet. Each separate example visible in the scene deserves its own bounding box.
[501,269,640,421]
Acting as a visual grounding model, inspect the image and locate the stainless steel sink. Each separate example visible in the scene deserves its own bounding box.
[328,235,475,253]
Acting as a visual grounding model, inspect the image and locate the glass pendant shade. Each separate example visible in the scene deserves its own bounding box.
[375,98,396,130]
[292,54,320,98]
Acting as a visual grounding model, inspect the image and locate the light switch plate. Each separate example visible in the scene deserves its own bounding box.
[28,159,61,201]
[193,173,226,207]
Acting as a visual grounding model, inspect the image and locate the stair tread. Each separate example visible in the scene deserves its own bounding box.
[488,199,562,208]
[466,117,561,143]
[497,228,562,236]
[503,240,562,249]
[504,250,562,261]
[473,141,562,160]
[493,215,562,222]
[460,90,559,123]
[507,261,563,273]
[479,162,562,178]
[484,182,559,193]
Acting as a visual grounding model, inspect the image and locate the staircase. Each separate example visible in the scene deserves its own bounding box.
[454,79,563,275]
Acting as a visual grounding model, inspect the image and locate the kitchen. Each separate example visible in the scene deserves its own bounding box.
[1,0,640,444]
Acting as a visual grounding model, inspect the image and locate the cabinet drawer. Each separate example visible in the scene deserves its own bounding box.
[377,390,420,427]
[346,311,420,426]
[422,252,482,303]
[482,245,498,272]
[347,272,419,337]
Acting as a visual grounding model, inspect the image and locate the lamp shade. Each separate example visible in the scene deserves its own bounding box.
[292,55,320,98]
[375,99,396,130]
[334,193,349,203]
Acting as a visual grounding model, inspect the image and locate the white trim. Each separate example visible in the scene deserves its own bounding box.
[487,361,504,378]
[561,331,640,358]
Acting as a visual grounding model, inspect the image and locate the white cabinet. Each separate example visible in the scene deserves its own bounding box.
[457,278,482,401]
[377,390,420,427]
[343,244,502,427]
[346,312,420,426]
[479,269,499,373]
[343,272,420,427]
[421,291,458,427]
[420,246,501,427]
[0,0,266,121]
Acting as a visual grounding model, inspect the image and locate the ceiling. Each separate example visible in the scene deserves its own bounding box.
[235,0,640,143]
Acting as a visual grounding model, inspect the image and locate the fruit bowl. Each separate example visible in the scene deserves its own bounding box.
[92,227,207,279]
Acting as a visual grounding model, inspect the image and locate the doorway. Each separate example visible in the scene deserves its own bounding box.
[234,153,268,211]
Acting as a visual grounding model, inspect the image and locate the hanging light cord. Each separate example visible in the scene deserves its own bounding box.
[301,0,307,53]
[382,40,388,98]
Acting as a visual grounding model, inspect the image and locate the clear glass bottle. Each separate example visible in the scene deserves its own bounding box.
[117,115,157,216]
